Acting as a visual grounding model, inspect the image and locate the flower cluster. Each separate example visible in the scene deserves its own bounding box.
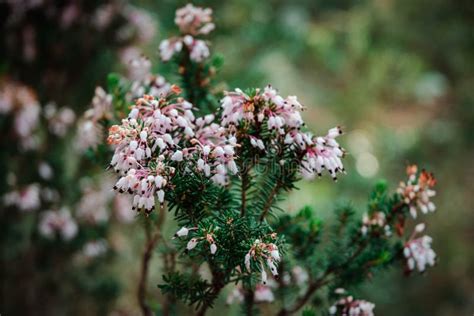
[123,7,156,44]
[244,238,281,284]
[329,295,375,316]
[4,1,155,65]
[38,208,78,241]
[74,239,109,265]
[75,86,113,152]
[403,224,436,272]
[175,4,215,35]
[361,211,391,237]
[108,91,238,212]
[174,226,218,255]
[117,47,171,102]
[3,184,41,212]
[82,239,108,259]
[0,79,41,149]
[76,181,113,225]
[226,284,275,305]
[220,85,345,180]
[44,103,76,137]
[159,4,213,63]
[397,165,436,218]
[87,86,113,121]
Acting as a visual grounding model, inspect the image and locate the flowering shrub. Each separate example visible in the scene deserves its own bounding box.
[75,4,442,315]
[0,2,442,315]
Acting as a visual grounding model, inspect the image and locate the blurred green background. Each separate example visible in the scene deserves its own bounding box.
[2,0,473,315]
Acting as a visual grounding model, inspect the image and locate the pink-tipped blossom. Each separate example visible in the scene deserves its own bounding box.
[220,85,345,181]
[361,211,391,237]
[159,4,213,63]
[329,296,375,316]
[397,165,436,219]
[3,183,41,212]
[403,226,436,273]
[108,92,238,212]
[44,103,76,137]
[174,4,215,36]
[0,80,41,149]
[254,284,275,303]
[244,239,281,284]
[38,208,78,241]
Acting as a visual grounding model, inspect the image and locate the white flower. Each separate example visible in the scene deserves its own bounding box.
[75,120,102,151]
[415,223,426,233]
[397,165,436,219]
[244,239,281,284]
[360,211,389,236]
[175,226,190,238]
[186,238,198,251]
[159,39,183,62]
[82,239,108,259]
[261,267,268,285]
[171,150,184,161]
[0,80,41,149]
[292,266,309,286]
[245,253,251,271]
[210,243,217,254]
[125,8,156,43]
[404,235,436,272]
[254,284,274,303]
[3,184,41,212]
[174,4,214,36]
[188,39,210,62]
[76,182,111,225]
[127,55,152,81]
[45,103,76,137]
[38,161,53,180]
[38,208,78,241]
[329,296,375,316]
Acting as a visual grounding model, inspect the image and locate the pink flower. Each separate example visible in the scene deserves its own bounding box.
[403,231,436,272]
[254,284,274,303]
[108,92,239,212]
[3,183,41,212]
[397,165,436,219]
[38,208,78,241]
[174,4,215,36]
[329,296,375,316]
[244,239,281,284]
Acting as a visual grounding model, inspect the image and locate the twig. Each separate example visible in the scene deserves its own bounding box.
[241,168,249,217]
[275,200,408,314]
[138,232,161,316]
[277,277,331,316]
[138,207,167,316]
[244,288,255,316]
[195,270,226,316]
[259,182,281,222]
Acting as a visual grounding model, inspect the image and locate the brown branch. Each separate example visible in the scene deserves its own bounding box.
[195,270,226,316]
[244,288,255,316]
[277,277,331,316]
[277,238,371,315]
[277,187,410,315]
[138,207,167,316]
[259,182,281,222]
[138,232,161,316]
